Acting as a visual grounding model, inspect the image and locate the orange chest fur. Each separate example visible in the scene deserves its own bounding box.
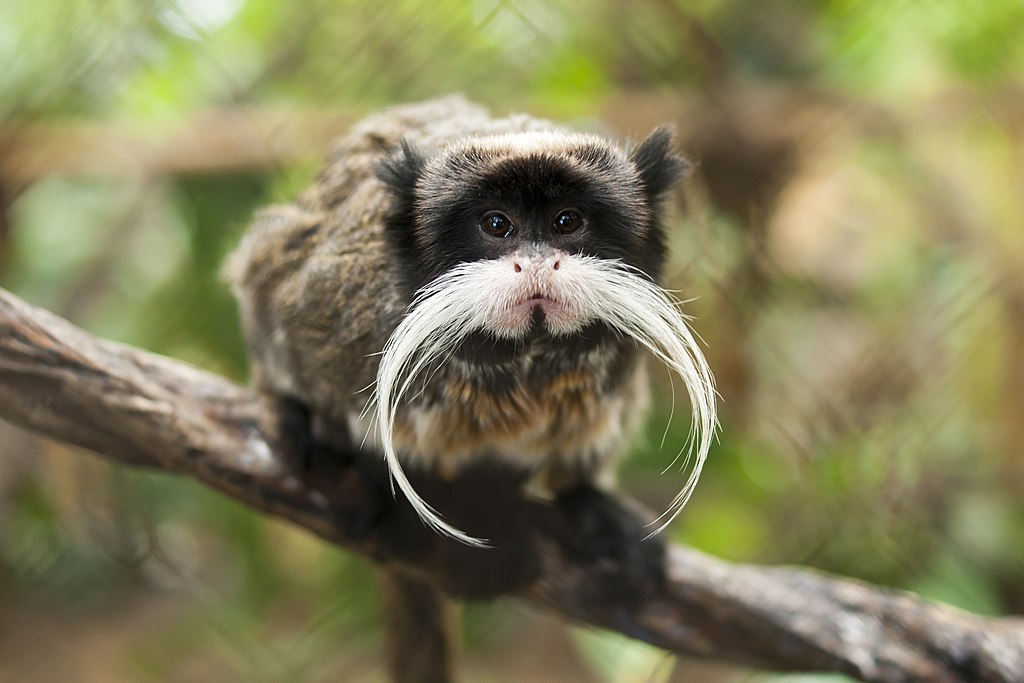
[390,363,648,471]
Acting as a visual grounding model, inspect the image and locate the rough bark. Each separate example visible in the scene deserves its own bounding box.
[1,286,1022,683]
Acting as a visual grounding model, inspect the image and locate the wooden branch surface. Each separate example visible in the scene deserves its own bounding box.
[0,109,355,184]
[1,286,1023,683]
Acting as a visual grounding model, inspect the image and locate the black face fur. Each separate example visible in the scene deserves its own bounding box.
[377,128,688,363]
[380,128,687,290]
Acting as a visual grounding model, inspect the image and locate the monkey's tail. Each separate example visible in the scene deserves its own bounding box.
[377,568,458,683]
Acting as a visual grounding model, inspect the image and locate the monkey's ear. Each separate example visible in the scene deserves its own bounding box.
[378,140,427,272]
[630,126,689,202]
[377,139,428,199]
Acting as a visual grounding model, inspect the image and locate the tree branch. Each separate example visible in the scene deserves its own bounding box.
[1,286,1022,682]
[0,109,354,183]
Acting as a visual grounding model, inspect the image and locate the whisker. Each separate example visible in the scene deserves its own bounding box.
[370,255,717,546]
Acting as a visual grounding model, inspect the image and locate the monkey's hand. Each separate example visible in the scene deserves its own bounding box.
[277,398,396,551]
[278,400,544,594]
[544,486,668,603]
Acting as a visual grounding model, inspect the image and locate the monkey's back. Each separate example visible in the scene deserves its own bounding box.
[225,97,561,426]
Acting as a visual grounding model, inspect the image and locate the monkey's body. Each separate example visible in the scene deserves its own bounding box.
[225,98,494,431]
[227,97,658,496]
[227,96,715,683]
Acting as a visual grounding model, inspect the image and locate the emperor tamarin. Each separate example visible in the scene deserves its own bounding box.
[225,96,717,546]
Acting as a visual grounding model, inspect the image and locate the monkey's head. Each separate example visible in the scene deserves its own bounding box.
[374,128,716,546]
[379,128,687,345]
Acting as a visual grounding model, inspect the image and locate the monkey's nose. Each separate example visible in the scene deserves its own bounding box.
[512,255,561,273]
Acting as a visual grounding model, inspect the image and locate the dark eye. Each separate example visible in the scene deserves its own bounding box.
[554,209,585,234]
[480,211,514,238]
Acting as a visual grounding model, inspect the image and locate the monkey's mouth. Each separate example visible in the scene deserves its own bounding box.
[506,294,577,333]
[528,294,555,317]
[516,293,558,314]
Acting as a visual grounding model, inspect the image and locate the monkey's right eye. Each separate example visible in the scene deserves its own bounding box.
[480,211,514,238]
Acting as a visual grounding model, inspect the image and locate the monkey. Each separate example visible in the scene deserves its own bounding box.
[224,95,716,682]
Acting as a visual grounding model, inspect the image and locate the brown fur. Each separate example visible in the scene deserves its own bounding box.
[388,359,647,478]
[226,96,672,683]
[225,96,561,427]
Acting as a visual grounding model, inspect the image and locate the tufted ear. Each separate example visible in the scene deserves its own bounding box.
[377,138,428,200]
[377,139,430,279]
[630,126,689,203]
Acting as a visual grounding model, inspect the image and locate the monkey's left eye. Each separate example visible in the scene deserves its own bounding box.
[554,209,585,234]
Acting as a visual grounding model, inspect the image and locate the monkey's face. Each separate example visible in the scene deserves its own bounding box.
[380,129,686,346]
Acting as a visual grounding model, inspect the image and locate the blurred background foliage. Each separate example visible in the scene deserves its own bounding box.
[1,0,1023,681]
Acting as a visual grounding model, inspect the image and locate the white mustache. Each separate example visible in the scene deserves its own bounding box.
[369,253,717,547]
